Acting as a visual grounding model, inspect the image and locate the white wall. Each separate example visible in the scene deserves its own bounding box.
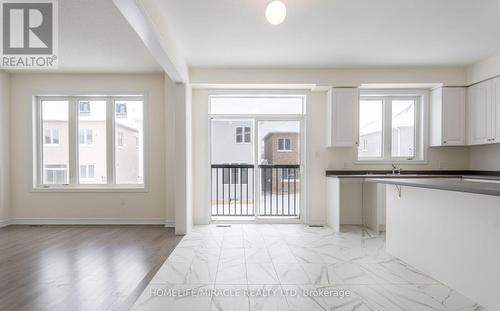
[190,67,467,87]
[466,51,500,85]
[0,71,10,226]
[326,146,470,170]
[469,143,500,170]
[192,89,209,225]
[164,75,176,224]
[9,73,175,224]
[173,82,193,234]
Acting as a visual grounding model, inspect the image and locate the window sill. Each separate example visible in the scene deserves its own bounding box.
[32,186,147,193]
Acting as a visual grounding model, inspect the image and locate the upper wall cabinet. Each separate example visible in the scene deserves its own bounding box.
[468,80,494,145]
[326,88,359,147]
[493,77,500,142]
[430,87,466,146]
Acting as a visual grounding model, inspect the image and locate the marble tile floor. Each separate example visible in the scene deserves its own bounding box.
[131,224,487,311]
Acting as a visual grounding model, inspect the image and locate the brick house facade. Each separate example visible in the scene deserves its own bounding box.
[262,132,300,193]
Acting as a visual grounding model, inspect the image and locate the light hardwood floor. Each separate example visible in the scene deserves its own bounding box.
[0,225,181,311]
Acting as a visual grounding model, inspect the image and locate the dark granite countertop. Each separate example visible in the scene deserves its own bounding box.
[366,178,500,197]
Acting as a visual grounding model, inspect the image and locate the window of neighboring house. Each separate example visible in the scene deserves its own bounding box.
[277,138,291,151]
[35,96,145,189]
[116,103,127,117]
[236,127,251,143]
[79,164,95,181]
[79,101,91,115]
[222,168,248,184]
[282,167,298,180]
[43,128,60,145]
[357,94,422,162]
[44,164,68,185]
[117,132,124,147]
[361,139,369,152]
[79,128,93,145]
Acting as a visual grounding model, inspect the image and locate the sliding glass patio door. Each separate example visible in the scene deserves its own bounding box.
[210,118,302,220]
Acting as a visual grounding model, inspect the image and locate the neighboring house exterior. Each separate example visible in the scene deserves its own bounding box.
[261,132,300,193]
[211,120,253,164]
[42,103,142,185]
[262,132,299,165]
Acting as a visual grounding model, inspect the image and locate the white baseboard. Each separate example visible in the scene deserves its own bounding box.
[6,218,175,226]
[0,219,12,228]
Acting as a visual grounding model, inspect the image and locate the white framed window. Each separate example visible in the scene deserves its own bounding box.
[277,138,291,151]
[43,128,60,145]
[79,128,93,145]
[235,127,251,143]
[34,96,145,189]
[357,92,424,162]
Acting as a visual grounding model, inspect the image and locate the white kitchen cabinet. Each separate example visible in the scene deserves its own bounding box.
[493,77,500,142]
[326,88,359,147]
[430,87,466,146]
[468,80,494,145]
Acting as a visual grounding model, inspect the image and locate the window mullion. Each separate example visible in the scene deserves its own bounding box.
[35,99,43,187]
[106,98,115,185]
[68,97,78,186]
[384,97,392,161]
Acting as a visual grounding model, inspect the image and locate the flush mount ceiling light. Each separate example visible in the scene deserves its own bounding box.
[266,1,287,25]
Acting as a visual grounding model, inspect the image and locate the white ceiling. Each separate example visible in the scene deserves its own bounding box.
[149,0,500,68]
[38,0,161,73]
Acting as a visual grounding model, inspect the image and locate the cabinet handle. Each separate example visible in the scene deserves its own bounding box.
[443,140,447,144]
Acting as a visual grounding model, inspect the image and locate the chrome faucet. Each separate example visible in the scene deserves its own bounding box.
[391,164,401,175]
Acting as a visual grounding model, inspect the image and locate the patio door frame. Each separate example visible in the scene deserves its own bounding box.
[207,93,308,224]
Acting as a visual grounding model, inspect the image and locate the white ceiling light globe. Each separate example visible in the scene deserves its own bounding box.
[266,1,287,25]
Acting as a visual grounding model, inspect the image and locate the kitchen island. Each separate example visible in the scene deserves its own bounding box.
[367,177,500,311]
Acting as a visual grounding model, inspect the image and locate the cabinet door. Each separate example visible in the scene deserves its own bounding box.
[468,81,493,145]
[330,88,359,147]
[442,87,466,145]
[493,77,500,143]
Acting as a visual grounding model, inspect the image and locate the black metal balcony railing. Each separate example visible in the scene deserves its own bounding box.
[211,164,255,216]
[211,164,300,217]
[259,164,300,217]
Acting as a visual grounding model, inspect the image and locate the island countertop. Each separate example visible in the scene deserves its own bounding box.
[325,169,500,179]
[366,177,500,197]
